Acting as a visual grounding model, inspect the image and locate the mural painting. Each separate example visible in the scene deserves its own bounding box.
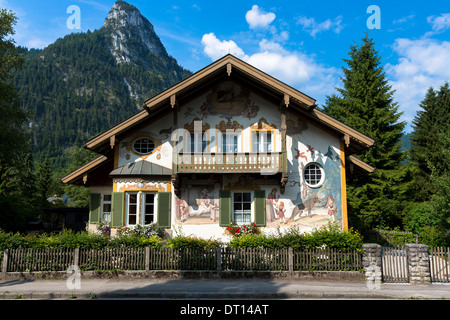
[176,184,219,224]
[262,114,343,230]
[196,81,260,120]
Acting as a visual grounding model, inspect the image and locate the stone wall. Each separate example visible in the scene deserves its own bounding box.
[405,244,431,285]
[362,243,432,286]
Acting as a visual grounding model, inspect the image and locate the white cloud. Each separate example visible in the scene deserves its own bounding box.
[200,5,342,107]
[295,15,343,38]
[201,33,248,61]
[386,38,450,126]
[245,5,276,29]
[393,14,415,25]
[201,33,340,106]
[426,13,450,35]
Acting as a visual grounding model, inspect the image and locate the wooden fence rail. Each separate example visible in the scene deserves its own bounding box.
[2,247,363,273]
[429,247,450,283]
[381,245,409,283]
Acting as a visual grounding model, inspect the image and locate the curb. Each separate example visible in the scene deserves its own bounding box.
[1,290,399,300]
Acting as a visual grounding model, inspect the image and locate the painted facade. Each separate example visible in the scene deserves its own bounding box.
[63,55,374,241]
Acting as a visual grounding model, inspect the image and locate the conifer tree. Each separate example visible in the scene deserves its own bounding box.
[409,83,450,201]
[0,9,29,167]
[36,158,52,206]
[322,34,413,231]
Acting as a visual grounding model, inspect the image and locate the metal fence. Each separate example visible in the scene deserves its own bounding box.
[1,247,363,273]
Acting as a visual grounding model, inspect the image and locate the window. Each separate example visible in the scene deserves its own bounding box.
[126,192,139,225]
[221,132,238,153]
[233,192,252,224]
[303,163,325,188]
[190,132,207,153]
[252,131,272,152]
[102,194,112,222]
[143,193,155,224]
[133,137,155,155]
[126,192,156,226]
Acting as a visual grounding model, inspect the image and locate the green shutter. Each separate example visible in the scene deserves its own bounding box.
[111,192,125,228]
[254,190,266,227]
[219,190,232,227]
[89,193,101,224]
[157,192,171,228]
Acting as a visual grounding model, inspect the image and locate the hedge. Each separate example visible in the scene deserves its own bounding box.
[0,223,363,253]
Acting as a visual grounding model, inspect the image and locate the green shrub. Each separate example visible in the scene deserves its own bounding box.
[110,234,164,248]
[0,223,363,251]
[229,223,363,251]
[167,235,222,249]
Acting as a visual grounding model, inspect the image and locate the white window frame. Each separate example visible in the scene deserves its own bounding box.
[142,193,156,225]
[132,137,156,155]
[232,191,254,224]
[303,162,325,188]
[189,132,207,153]
[220,131,239,153]
[102,194,112,222]
[252,130,273,152]
[125,191,157,226]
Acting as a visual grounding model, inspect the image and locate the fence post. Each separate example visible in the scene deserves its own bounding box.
[288,247,293,273]
[405,244,431,285]
[217,247,222,274]
[2,249,8,280]
[362,244,382,289]
[145,247,150,274]
[73,248,79,267]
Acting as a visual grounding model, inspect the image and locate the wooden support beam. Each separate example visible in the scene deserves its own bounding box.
[343,134,350,148]
[170,94,176,108]
[83,174,87,184]
[284,93,289,108]
[227,62,232,76]
[110,135,115,149]
[280,102,288,194]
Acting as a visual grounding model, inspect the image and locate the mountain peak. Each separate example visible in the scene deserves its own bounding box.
[104,1,147,29]
[103,0,167,64]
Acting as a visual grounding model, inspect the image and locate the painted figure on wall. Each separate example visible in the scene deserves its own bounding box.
[266,188,279,223]
[195,81,260,120]
[177,185,219,224]
[326,195,337,222]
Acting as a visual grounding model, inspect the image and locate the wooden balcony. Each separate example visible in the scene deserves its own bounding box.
[175,152,285,174]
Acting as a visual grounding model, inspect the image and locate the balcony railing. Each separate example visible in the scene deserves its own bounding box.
[175,152,285,174]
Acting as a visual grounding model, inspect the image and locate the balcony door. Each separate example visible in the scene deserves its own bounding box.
[252,131,273,152]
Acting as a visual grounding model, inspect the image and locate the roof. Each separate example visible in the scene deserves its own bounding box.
[110,160,171,176]
[346,155,375,175]
[84,54,374,156]
[61,156,110,186]
[62,54,376,185]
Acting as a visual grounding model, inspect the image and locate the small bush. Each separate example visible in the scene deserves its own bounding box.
[117,224,165,239]
[225,222,258,237]
[167,235,222,249]
[229,223,363,251]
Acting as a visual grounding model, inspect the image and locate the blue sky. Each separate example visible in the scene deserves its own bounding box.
[2,0,450,132]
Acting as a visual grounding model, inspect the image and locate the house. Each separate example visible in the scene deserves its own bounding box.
[62,54,374,240]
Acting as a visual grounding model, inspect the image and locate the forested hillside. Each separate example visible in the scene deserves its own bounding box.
[13,1,191,170]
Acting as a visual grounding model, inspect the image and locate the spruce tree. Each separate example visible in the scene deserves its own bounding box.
[0,9,29,167]
[36,158,52,206]
[409,83,450,201]
[322,34,412,231]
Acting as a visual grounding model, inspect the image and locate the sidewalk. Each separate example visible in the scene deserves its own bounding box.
[1,278,449,300]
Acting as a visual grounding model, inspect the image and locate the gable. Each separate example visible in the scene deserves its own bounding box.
[63,54,376,186]
[84,54,374,157]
